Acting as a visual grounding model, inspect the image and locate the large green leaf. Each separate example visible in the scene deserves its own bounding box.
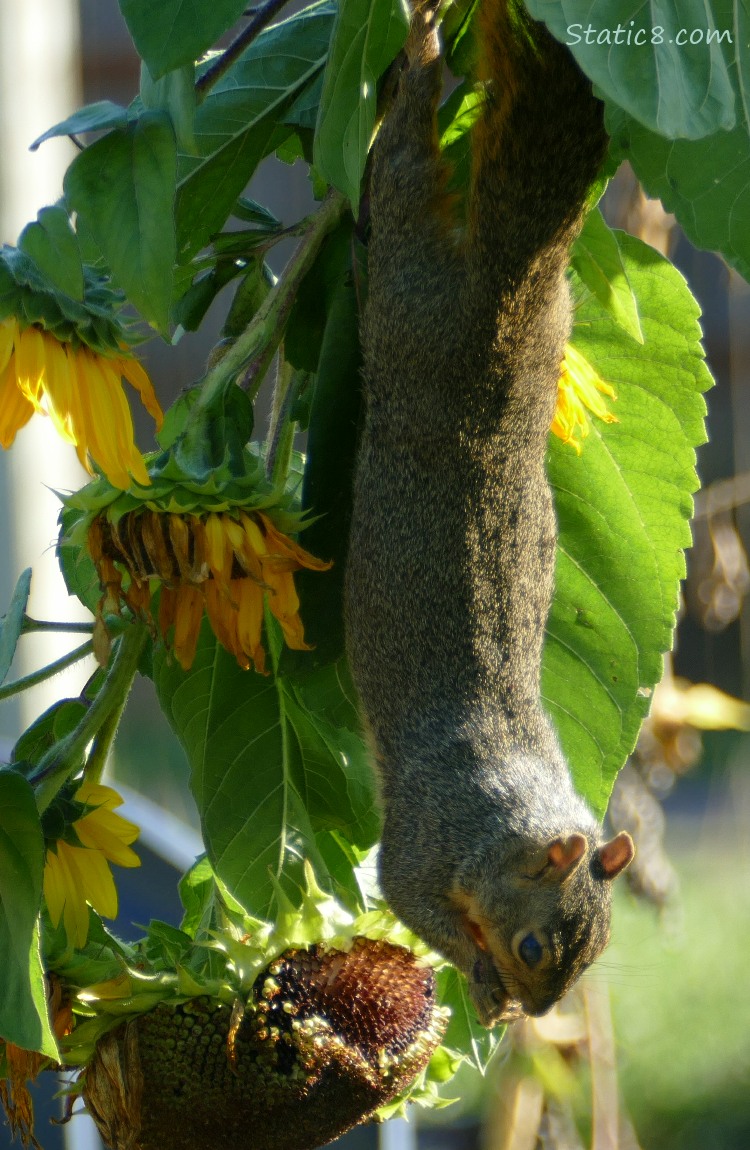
[544,232,712,816]
[0,770,57,1057]
[176,3,335,260]
[19,206,84,302]
[153,622,378,917]
[314,0,409,206]
[526,0,735,139]
[64,112,177,332]
[606,101,750,282]
[0,568,31,686]
[119,0,248,79]
[570,208,643,343]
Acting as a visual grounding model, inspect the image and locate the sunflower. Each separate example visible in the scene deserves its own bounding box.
[0,317,162,489]
[43,781,140,949]
[87,509,332,672]
[552,342,618,452]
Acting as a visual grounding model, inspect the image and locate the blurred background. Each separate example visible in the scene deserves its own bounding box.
[0,3,748,1148]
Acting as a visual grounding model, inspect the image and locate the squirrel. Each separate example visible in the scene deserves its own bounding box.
[344,0,635,1028]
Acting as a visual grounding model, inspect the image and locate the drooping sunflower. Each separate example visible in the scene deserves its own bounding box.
[87,508,332,672]
[0,317,162,489]
[43,781,141,949]
[552,342,618,452]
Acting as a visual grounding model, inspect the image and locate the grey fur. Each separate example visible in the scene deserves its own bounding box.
[345,7,618,1026]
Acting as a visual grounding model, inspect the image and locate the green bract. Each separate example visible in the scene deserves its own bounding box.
[0,240,140,357]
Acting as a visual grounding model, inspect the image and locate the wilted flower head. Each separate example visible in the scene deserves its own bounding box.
[87,508,332,671]
[0,317,162,488]
[552,342,618,452]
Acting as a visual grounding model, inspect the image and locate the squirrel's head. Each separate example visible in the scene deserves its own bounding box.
[453,830,634,1024]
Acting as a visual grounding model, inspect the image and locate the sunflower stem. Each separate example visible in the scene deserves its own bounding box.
[193,190,346,417]
[20,617,94,635]
[85,687,130,786]
[0,640,94,703]
[265,352,298,488]
[31,623,148,813]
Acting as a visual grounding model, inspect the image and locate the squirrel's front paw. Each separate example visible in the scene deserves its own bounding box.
[470,954,524,1028]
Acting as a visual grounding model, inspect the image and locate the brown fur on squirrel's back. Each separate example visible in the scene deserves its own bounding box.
[345,1,633,1027]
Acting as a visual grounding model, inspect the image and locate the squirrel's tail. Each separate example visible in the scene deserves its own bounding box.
[467,0,607,288]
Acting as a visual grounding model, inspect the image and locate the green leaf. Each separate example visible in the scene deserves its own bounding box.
[281,244,363,676]
[178,855,215,938]
[607,102,750,282]
[57,506,102,615]
[64,112,177,332]
[30,101,128,151]
[526,0,735,139]
[0,568,31,686]
[141,62,197,155]
[153,622,377,917]
[19,207,84,302]
[285,219,355,373]
[119,0,248,79]
[436,966,500,1074]
[176,3,335,260]
[12,699,87,767]
[0,770,57,1057]
[314,0,409,207]
[544,232,712,816]
[570,208,643,343]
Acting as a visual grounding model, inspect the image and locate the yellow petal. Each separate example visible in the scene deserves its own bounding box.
[259,513,333,572]
[168,515,193,579]
[172,584,205,670]
[40,334,77,444]
[54,841,91,948]
[224,516,264,583]
[265,568,311,650]
[236,578,266,672]
[204,579,245,666]
[14,325,47,409]
[75,781,124,809]
[552,344,618,452]
[75,812,141,866]
[0,317,18,375]
[205,514,233,585]
[66,347,113,478]
[0,354,34,448]
[117,354,164,429]
[240,512,268,558]
[92,353,151,487]
[71,348,132,488]
[43,848,66,929]
[67,843,119,919]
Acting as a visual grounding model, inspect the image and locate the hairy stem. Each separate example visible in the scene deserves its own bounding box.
[265,351,298,486]
[193,191,346,417]
[20,618,94,635]
[0,640,94,703]
[31,623,148,812]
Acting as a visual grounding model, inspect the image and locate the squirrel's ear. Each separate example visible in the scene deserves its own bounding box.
[596,831,635,880]
[546,832,587,881]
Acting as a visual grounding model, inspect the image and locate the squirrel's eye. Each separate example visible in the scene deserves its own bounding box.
[518,933,543,968]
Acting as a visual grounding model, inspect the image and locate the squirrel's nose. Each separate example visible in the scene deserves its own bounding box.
[525,992,556,1017]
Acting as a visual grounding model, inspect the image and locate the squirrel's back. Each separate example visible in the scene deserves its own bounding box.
[345,1,633,1027]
